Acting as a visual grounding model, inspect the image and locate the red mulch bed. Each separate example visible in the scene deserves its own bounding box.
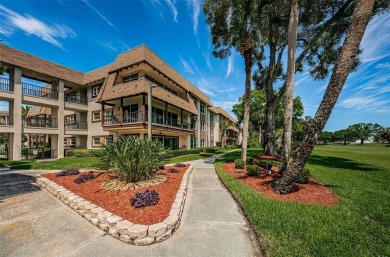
[43,164,189,225]
[252,154,282,162]
[222,162,338,206]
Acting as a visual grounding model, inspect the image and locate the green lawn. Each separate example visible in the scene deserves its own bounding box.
[0,157,99,170]
[0,148,237,170]
[215,144,390,257]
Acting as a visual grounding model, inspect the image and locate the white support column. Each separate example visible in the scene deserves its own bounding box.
[187,115,191,149]
[196,100,200,147]
[58,79,65,158]
[205,106,210,147]
[11,67,22,161]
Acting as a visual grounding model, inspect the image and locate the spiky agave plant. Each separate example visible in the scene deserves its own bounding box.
[95,136,164,183]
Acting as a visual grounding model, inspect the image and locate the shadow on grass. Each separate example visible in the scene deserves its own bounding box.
[0,173,40,200]
[308,155,380,172]
[6,161,34,170]
[217,149,262,163]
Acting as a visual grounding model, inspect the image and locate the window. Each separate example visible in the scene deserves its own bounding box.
[70,92,76,102]
[92,85,100,98]
[105,135,113,144]
[122,73,138,83]
[201,122,205,131]
[200,139,205,148]
[104,110,112,118]
[191,137,197,149]
[64,138,67,145]
[70,115,76,125]
[190,116,197,129]
[200,104,205,114]
[210,113,214,123]
[70,137,76,146]
[93,137,100,146]
[92,111,101,122]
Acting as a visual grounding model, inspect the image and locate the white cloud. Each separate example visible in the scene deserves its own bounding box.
[339,95,390,114]
[226,55,234,78]
[189,58,200,73]
[203,53,213,71]
[165,0,178,23]
[211,100,238,112]
[360,12,390,63]
[187,0,201,35]
[376,62,390,69]
[81,0,118,31]
[179,56,194,74]
[98,40,129,53]
[0,5,76,48]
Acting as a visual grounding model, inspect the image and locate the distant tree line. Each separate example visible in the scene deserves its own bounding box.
[319,123,390,145]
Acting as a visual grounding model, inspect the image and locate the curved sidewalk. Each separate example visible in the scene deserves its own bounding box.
[0,156,260,257]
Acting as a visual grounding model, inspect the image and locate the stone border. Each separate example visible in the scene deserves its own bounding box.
[35,164,194,246]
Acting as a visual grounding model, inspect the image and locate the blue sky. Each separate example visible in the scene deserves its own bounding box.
[0,0,389,131]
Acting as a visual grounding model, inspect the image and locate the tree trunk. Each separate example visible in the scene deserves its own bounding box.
[241,51,253,162]
[264,105,276,155]
[279,0,298,174]
[258,118,263,146]
[272,0,375,194]
[360,138,364,144]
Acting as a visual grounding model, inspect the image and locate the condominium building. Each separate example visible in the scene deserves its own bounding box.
[0,44,242,161]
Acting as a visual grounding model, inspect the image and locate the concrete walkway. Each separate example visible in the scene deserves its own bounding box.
[0,157,260,257]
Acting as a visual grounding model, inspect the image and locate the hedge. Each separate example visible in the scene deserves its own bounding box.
[66,146,223,159]
[65,149,103,157]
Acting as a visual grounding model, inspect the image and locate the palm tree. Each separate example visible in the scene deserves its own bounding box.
[279,0,299,173]
[272,0,376,194]
[219,119,231,146]
[203,0,264,162]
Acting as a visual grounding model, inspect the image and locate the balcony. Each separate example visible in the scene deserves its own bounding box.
[0,78,13,92]
[0,113,13,126]
[65,121,87,130]
[103,111,193,131]
[64,95,88,105]
[103,111,143,126]
[22,82,58,100]
[23,117,58,128]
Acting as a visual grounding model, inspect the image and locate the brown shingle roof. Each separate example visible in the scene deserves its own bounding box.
[108,45,211,105]
[0,45,84,84]
[27,106,51,117]
[209,106,237,124]
[96,78,198,115]
[83,64,112,85]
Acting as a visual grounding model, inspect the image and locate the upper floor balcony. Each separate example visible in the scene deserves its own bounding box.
[22,82,59,100]
[103,111,193,131]
[64,94,88,105]
[0,78,13,92]
[0,113,13,126]
[23,116,58,128]
[64,121,88,130]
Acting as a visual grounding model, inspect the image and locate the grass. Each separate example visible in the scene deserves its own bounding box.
[0,147,238,170]
[215,144,390,257]
[0,157,99,170]
[163,153,215,164]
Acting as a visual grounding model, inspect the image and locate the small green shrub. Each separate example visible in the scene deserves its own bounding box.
[246,157,254,165]
[159,148,203,160]
[258,161,269,169]
[295,168,311,184]
[204,147,219,153]
[95,137,164,183]
[246,165,261,176]
[234,159,245,169]
[65,149,103,157]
